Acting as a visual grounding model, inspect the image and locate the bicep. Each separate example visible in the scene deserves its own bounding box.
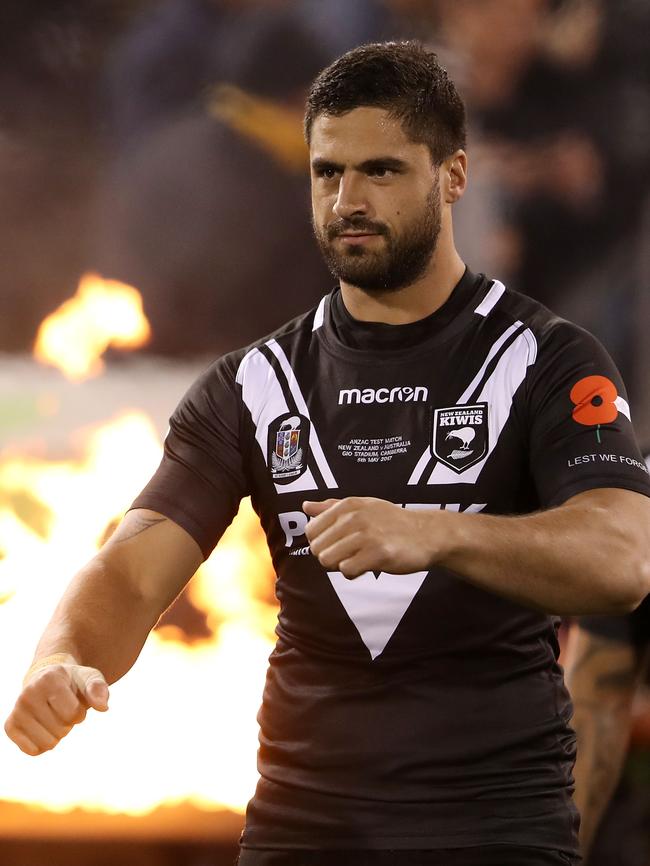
[555,487,650,607]
[561,487,650,554]
[130,355,250,559]
[563,486,650,518]
[98,508,204,611]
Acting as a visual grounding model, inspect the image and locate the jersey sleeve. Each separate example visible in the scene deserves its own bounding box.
[129,354,250,558]
[525,320,650,507]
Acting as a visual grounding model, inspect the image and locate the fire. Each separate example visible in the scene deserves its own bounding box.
[0,412,277,816]
[33,273,151,381]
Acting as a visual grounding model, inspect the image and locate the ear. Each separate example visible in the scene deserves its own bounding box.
[443,150,467,203]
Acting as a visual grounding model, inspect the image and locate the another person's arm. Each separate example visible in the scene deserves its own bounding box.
[4,508,203,756]
[564,620,648,859]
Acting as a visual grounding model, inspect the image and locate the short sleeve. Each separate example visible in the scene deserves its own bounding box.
[130,354,250,558]
[526,321,650,507]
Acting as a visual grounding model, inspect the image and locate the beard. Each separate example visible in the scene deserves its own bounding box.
[313,183,441,294]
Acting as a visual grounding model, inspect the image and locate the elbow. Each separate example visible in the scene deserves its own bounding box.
[625,550,650,611]
[606,546,650,614]
[564,492,650,614]
[591,510,650,613]
[625,511,650,608]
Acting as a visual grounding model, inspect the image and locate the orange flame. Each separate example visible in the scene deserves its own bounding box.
[33,273,151,381]
[0,412,277,816]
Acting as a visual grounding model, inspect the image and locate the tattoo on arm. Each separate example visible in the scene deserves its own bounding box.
[567,628,643,854]
[572,694,634,848]
[114,515,167,543]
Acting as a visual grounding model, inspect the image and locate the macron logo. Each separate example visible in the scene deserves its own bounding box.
[338,386,428,406]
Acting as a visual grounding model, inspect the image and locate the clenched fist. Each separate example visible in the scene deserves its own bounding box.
[304,497,452,578]
[4,654,109,756]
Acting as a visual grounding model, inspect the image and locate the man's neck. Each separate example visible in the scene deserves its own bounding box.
[339,250,466,325]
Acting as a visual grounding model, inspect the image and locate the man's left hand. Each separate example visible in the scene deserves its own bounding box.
[303,497,444,579]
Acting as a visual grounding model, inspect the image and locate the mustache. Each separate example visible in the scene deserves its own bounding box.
[326,218,388,240]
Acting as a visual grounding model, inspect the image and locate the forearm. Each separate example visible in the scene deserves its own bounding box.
[6,511,201,757]
[305,490,649,613]
[32,554,164,684]
[570,700,632,857]
[438,491,648,614]
[564,627,640,858]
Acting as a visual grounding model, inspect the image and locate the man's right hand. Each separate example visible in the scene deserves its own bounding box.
[4,656,109,756]
[3,508,202,757]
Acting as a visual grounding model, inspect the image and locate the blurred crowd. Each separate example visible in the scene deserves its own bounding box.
[0,1,649,862]
[1,1,649,401]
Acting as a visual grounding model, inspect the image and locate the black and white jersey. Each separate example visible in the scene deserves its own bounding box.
[132,269,650,855]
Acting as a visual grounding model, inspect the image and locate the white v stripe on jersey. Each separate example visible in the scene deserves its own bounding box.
[236,347,319,493]
[474,280,506,317]
[458,321,527,403]
[266,339,338,489]
[327,569,428,660]
[408,449,433,486]
[425,327,537,485]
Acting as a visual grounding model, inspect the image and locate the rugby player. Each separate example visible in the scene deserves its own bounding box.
[6,43,650,866]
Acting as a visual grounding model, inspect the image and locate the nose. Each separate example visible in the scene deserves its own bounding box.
[333,172,368,220]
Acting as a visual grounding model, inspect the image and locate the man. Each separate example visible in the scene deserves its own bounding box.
[5,42,650,866]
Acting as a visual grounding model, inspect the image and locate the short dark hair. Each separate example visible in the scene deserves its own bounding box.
[304,42,466,164]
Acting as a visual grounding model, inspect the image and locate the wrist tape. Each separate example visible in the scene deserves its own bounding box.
[23,653,77,687]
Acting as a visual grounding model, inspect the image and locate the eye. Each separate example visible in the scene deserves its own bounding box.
[368,166,394,179]
[316,167,339,180]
